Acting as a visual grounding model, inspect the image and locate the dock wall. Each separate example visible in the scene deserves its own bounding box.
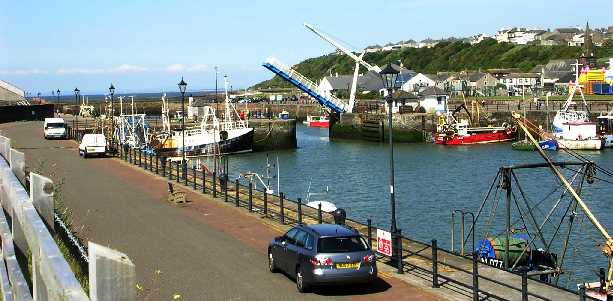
[250,119,297,151]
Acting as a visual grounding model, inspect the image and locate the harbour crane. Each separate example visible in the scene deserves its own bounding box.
[304,23,383,112]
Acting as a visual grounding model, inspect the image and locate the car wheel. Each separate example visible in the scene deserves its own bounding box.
[268,252,278,273]
[296,266,310,293]
[83,151,88,158]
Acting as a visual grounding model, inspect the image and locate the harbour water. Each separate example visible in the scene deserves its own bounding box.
[225,123,613,288]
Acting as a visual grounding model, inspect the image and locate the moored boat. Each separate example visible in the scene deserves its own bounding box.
[435,103,517,145]
[303,115,329,128]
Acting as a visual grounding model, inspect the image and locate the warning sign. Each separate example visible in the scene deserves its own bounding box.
[376,229,392,257]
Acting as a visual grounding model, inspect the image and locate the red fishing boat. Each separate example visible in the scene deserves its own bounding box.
[435,104,517,145]
[303,115,329,128]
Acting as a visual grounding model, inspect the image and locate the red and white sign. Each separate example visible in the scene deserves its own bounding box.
[376,229,392,256]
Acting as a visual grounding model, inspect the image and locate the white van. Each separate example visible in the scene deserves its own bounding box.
[78,134,107,158]
[43,118,67,139]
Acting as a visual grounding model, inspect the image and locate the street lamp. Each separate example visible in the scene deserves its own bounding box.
[74,88,80,139]
[379,64,403,273]
[56,89,60,103]
[109,84,116,152]
[178,78,188,177]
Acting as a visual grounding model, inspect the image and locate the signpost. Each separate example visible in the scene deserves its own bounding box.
[377,229,392,257]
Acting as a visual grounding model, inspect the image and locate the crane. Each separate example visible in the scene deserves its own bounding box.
[304,23,383,112]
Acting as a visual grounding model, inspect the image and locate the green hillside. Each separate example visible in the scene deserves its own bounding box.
[253,39,613,89]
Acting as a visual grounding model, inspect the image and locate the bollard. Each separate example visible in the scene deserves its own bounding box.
[367,219,372,249]
[317,203,322,224]
[235,179,240,207]
[263,191,268,216]
[280,193,285,224]
[248,183,253,212]
[472,253,479,301]
[396,229,404,274]
[578,284,586,301]
[192,166,197,190]
[212,171,217,198]
[521,271,528,301]
[202,169,206,194]
[297,198,302,224]
[432,239,439,288]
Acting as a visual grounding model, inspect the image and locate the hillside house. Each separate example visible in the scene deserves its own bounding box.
[501,73,541,96]
[401,73,436,92]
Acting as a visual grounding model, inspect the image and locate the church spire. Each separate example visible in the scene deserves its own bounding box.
[582,21,596,68]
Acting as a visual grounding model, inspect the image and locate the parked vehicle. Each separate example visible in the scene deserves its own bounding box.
[79,134,107,158]
[43,118,67,139]
[268,224,377,293]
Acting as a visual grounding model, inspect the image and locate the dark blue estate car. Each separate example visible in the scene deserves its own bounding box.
[268,224,377,293]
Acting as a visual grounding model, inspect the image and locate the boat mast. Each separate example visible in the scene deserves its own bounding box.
[513,112,613,290]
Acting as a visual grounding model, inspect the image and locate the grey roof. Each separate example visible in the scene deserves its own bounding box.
[322,75,354,90]
[357,70,384,91]
[555,27,581,34]
[420,86,446,96]
[468,72,487,82]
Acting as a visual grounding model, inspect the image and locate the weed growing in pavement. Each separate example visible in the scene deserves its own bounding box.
[136,269,183,300]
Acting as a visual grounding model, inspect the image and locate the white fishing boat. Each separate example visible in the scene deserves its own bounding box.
[597,110,613,148]
[155,77,254,157]
[552,61,602,150]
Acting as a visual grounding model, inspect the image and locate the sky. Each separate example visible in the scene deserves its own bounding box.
[1,0,612,95]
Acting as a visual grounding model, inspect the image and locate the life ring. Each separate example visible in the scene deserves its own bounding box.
[220,130,228,141]
[502,122,509,129]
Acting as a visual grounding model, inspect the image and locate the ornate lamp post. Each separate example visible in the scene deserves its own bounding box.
[178,78,188,177]
[379,64,403,273]
[56,89,60,104]
[74,87,80,138]
[109,84,116,152]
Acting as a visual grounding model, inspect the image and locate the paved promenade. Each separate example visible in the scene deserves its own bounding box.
[0,121,445,300]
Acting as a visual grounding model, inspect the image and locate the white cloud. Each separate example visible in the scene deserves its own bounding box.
[186,64,208,72]
[0,69,48,75]
[56,64,149,75]
[165,64,186,72]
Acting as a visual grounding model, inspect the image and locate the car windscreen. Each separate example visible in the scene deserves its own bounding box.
[46,123,64,128]
[317,236,368,253]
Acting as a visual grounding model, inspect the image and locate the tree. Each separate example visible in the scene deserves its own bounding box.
[603,39,613,52]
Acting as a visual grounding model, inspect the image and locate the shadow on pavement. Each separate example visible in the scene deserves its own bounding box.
[311,277,391,296]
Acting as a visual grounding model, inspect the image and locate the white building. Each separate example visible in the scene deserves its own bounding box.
[500,73,541,95]
[401,73,436,92]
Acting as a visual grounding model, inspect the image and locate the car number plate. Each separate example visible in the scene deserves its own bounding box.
[335,262,359,269]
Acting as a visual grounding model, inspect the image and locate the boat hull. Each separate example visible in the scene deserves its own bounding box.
[158,128,254,157]
[305,121,329,128]
[435,130,516,145]
[557,139,603,150]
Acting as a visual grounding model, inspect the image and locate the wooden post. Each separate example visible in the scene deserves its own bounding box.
[317,203,322,224]
[521,271,528,301]
[263,191,268,216]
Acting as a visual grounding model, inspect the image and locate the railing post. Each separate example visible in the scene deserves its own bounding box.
[234,179,240,206]
[192,165,197,190]
[202,169,206,194]
[128,147,132,164]
[263,191,268,216]
[472,253,479,301]
[367,219,372,249]
[138,149,142,167]
[521,271,528,301]
[167,160,172,180]
[317,203,322,224]
[212,171,217,198]
[224,176,229,202]
[280,192,285,224]
[432,239,439,288]
[184,163,188,186]
[155,153,159,174]
[578,284,586,301]
[149,153,153,171]
[176,161,180,183]
[248,182,253,212]
[297,198,302,224]
[396,229,404,274]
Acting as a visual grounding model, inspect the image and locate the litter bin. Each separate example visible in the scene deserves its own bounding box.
[332,208,346,225]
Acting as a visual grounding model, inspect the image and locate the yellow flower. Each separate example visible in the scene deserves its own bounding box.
[135,283,143,291]
[172,294,182,300]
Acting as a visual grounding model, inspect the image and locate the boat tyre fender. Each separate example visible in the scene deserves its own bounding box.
[220,131,228,141]
[502,122,509,129]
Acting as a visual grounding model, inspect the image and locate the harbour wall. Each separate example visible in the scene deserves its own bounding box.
[249,119,297,151]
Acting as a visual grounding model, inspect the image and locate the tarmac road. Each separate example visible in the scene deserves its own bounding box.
[0,121,443,301]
